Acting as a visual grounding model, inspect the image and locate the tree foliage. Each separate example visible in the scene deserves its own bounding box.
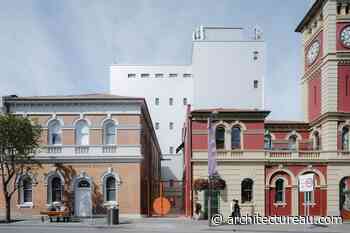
[0,114,42,222]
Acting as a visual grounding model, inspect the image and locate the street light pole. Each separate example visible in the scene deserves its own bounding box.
[208,175,212,226]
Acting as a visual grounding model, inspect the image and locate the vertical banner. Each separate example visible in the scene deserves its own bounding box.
[208,117,217,177]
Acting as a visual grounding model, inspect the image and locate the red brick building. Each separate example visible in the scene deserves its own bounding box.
[183,0,350,220]
[0,94,161,218]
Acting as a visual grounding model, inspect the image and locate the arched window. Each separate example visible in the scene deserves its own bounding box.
[342,127,349,151]
[19,176,33,204]
[103,121,116,145]
[75,120,89,146]
[105,176,116,202]
[288,135,298,150]
[51,177,63,203]
[264,134,272,150]
[231,127,241,149]
[241,178,253,203]
[48,120,62,145]
[215,126,225,149]
[275,178,284,203]
[312,131,321,150]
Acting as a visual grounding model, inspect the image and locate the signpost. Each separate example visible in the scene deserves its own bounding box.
[299,174,314,218]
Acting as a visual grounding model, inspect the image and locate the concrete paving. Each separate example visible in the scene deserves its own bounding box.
[0,217,349,233]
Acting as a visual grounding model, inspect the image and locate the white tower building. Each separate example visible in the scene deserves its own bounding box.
[110,26,266,180]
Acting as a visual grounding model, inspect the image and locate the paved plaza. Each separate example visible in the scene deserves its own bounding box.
[0,218,350,233]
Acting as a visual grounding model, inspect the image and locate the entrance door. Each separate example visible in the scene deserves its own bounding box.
[75,179,92,217]
[204,190,220,219]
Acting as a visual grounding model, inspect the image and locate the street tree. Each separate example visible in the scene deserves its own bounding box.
[0,114,41,222]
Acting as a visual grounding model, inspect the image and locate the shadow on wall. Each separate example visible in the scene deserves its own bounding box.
[53,163,105,215]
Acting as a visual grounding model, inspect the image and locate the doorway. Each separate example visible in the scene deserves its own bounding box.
[74,179,92,217]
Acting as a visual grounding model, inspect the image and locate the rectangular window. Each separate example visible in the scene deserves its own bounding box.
[254,80,258,89]
[155,73,163,78]
[128,73,136,78]
[183,98,188,105]
[155,122,159,130]
[183,73,192,78]
[346,76,349,96]
[141,73,149,78]
[169,73,177,78]
[155,97,160,105]
[169,122,174,130]
[169,146,174,154]
[169,97,173,106]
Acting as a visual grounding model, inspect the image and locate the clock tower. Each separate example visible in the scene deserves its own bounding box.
[296,0,350,216]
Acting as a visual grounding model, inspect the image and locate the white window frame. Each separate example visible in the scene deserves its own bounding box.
[103,120,116,145]
[48,119,62,146]
[75,120,90,146]
[18,175,33,208]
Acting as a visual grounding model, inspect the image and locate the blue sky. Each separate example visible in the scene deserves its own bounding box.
[1,0,312,120]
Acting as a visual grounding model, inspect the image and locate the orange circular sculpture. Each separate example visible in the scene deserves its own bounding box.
[153,197,171,215]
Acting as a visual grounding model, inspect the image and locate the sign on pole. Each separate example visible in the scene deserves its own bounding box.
[299,174,314,192]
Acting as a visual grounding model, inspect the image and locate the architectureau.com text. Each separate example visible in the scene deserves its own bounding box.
[211,214,343,225]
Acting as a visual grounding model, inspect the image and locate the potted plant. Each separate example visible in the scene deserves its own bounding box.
[193,178,209,191]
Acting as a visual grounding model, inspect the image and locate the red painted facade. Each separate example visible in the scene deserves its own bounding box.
[336,23,350,51]
[244,122,265,150]
[338,65,350,112]
[308,70,322,121]
[266,165,327,216]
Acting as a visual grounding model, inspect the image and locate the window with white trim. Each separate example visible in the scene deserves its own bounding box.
[288,135,298,150]
[169,122,174,130]
[275,178,284,203]
[342,127,349,151]
[312,131,321,150]
[155,122,160,130]
[215,126,225,149]
[264,134,272,150]
[155,98,160,106]
[50,177,63,203]
[231,126,241,149]
[241,178,253,203]
[103,121,116,145]
[75,120,89,146]
[106,176,116,202]
[48,119,62,145]
[19,176,33,205]
[169,97,173,106]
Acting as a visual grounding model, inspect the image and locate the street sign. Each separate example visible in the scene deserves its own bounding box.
[299,174,314,192]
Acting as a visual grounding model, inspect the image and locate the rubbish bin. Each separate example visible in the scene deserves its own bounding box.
[107,205,119,225]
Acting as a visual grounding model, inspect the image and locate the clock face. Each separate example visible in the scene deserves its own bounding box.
[307,40,320,65]
[340,26,350,48]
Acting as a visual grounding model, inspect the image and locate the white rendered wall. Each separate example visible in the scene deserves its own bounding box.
[110,65,193,180]
[110,27,266,180]
[192,40,265,110]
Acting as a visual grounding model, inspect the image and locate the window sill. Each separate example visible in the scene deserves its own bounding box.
[241,202,254,207]
[18,203,33,208]
[103,201,118,207]
[302,202,316,207]
[273,202,287,207]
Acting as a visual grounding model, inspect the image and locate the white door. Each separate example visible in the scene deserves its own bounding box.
[75,179,92,217]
